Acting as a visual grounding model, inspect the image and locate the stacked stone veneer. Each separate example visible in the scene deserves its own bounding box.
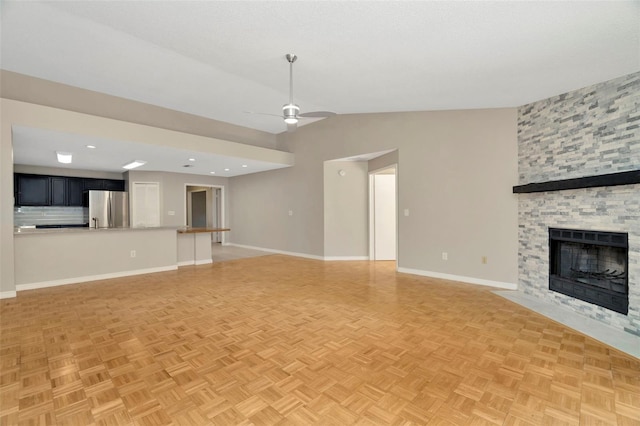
[518,72,640,336]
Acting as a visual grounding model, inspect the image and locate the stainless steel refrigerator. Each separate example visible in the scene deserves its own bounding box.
[86,191,129,228]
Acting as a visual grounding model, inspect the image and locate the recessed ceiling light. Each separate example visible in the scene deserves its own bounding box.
[242,165,248,168]
[86,145,96,149]
[122,160,146,170]
[210,171,216,174]
[224,168,230,171]
[189,158,196,162]
[56,152,72,164]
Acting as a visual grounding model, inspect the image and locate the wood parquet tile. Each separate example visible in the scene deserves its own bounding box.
[1,255,639,425]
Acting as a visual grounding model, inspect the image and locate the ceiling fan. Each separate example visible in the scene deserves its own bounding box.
[250,54,336,132]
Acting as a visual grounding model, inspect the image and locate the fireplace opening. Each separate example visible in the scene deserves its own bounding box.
[549,228,628,315]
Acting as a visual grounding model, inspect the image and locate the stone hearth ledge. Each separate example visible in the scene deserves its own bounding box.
[494,290,639,359]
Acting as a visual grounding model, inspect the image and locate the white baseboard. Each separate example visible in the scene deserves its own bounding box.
[226,243,325,261]
[15,265,178,292]
[195,259,213,265]
[397,267,517,290]
[0,291,17,299]
[324,256,369,261]
[177,260,194,267]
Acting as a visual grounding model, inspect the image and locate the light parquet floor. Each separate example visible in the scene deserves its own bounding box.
[1,255,639,425]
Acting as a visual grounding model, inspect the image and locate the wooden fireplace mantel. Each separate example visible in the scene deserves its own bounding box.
[513,169,640,194]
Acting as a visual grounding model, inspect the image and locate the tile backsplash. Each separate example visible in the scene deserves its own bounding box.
[14,206,87,226]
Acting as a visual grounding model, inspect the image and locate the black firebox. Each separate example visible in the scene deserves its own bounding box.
[549,228,628,315]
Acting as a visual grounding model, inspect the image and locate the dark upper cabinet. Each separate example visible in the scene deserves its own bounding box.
[16,174,50,206]
[83,178,125,191]
[83,178,104,191]
[14,174,125,206]
[104,179,125,191]
[67,178,84,206]
[50,177,67,206]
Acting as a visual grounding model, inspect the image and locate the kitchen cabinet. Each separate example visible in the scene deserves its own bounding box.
[103,179,125,191]
[15,174,50,206]
[50,177,67,206]
[83,178,125,191]
[67,178,84,206]
[14,174,125,206]
[82,178,104,191]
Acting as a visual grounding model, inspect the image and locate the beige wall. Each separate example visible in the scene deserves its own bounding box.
[231,109,519,285]
[126,170,229,230]
[0,109,12,296]
[323,161,369,258]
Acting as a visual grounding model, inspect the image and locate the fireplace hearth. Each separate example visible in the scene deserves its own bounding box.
[549,228,628,315]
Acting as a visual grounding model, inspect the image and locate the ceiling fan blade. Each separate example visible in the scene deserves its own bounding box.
[244,110,283,118]
[299,111,337,118]
[286,122,298,133]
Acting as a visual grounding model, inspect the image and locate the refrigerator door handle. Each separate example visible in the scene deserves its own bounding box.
[107,193,112,228]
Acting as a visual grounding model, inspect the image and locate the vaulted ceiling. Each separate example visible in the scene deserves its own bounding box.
[2,1,638,175]
[3,1,638,135]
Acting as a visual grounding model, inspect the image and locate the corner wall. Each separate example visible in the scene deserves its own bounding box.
[230,108,519,286]
[323,161,369,259]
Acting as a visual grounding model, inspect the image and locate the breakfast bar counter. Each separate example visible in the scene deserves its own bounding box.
[13,226,179,290]
[13,226,231,291]
[177,227,230,266]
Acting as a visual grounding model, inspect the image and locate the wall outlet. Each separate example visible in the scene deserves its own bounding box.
[288,210,293,216]
[168,211,175,216]
[482,256,487,264]
[404,209,410,217]
[130,250,136,258]
[442,252,448,261]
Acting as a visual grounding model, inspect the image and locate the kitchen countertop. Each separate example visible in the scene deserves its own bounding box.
[177,227,230,234]
[14,226,181,235]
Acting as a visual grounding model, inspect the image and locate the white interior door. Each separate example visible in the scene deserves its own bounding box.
[373,174,396,260]
[131,182,160,227]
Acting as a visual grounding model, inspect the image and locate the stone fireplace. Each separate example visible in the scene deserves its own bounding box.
[516,72,639,336]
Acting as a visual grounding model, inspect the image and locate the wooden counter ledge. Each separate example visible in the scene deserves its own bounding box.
[177,227,230,234]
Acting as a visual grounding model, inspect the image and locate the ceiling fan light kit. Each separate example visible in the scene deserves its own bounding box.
[282,104,299,124]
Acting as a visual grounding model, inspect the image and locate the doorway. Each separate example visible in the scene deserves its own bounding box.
[369,166,397,262]
[191,191,207,228]
[186,185,224,243]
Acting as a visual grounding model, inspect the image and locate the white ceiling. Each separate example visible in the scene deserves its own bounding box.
[12,126,291,178]
[2,1,639,173]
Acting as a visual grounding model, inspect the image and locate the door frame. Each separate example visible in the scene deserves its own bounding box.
[368,164,398,262]
[184,183,225,244]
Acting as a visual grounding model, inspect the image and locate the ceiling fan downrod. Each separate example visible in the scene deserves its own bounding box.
[283,54,299,124]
